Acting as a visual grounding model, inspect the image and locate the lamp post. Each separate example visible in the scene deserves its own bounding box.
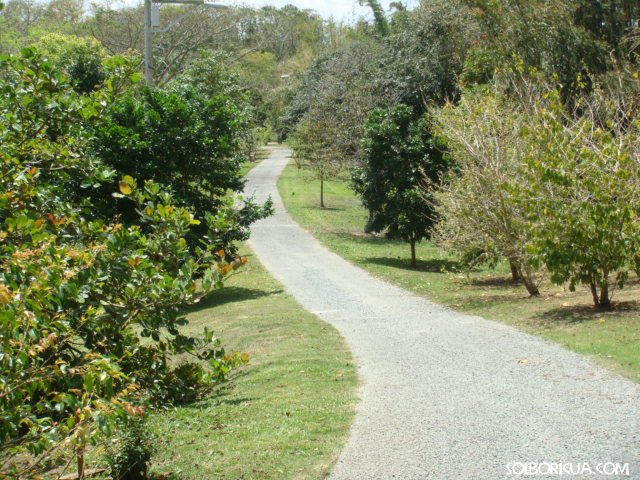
[144,0,227,85]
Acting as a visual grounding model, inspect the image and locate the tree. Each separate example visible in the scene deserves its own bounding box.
[91,82,272,255]
[354,105,450,267]
[382,0,478,112]
[460,0,609,99]
[289,115,344,209]
[519,87,640,308]
[36,33,107,93]
[432,86,542,296]
[286,38,387,166]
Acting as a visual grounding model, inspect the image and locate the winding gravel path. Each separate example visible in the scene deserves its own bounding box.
[245,146,640,479]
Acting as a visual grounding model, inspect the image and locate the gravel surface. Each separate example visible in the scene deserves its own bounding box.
[245,146,640,479]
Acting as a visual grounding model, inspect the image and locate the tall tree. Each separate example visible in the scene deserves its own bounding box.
[354,105,449,267]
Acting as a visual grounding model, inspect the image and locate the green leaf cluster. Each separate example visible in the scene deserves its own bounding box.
[0,48,247,477]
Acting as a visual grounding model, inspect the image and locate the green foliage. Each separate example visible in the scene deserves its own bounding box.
[383,0,477,112]
[105,417,155,480]
[286,38,386,164]
[0,48,246,478]
[91,83,272,254]
[518,89,640,308]
[354,105,449,266]
[36,33,107,93]
[574,0,640,60]
[460,0,610,98]
[94,84,244,205]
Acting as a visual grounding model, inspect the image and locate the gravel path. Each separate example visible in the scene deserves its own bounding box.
[245,146,640,479]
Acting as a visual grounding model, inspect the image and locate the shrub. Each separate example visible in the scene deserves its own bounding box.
[519,87,640,308]
[36,33,107,93]
[0,48,246,478]
[105,418,155,480]
[91,83,272,255]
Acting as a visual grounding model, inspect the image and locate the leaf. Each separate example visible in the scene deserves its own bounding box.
[0,284,11,305]
[119,175,136,195]
[119,182,132,195]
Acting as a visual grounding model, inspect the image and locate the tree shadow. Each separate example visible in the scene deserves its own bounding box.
[467,275,521,289]
[533,299,640,324]
[187,287,283,312]
[362,256,461,273]
[301,206,344,211]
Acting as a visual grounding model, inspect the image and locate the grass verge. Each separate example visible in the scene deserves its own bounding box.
[277,162,640,382]
[149,244,357,479]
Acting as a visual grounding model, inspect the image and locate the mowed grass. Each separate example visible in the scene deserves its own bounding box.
[278,162,640,382]
[149,244,357,479]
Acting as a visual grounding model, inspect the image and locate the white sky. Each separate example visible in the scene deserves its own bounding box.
[105,0,419,22]
[231,0,419,22]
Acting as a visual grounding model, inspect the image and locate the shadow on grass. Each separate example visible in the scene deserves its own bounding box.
[187,287,283,312]
[301,206,344,212]
[537,299,640,324]
[467,275,522,289]
[362,256,461,273]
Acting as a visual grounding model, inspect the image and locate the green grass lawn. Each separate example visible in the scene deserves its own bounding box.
[149,244,357,479]
[278,162,640,382]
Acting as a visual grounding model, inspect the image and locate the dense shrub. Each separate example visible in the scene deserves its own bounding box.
[92,83,272,255]
[0,48,246,478]
[37,33,107,93]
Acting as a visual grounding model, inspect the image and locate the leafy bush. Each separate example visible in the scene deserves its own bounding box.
[0,48,246,478]
[91,83,272,255]
[105,417,155,480]
[519,87,640,308]
[36,33,107,93]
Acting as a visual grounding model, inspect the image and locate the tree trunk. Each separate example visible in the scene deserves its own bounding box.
[320,174,325,209]
[591,279,612,309]
[77,448,85,480]
[521,267,540,297]
[410,237,417,268]
[600,281,611,309]
[509,260,520,282]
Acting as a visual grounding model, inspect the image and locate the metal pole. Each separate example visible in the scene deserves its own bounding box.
[144,0,153,85]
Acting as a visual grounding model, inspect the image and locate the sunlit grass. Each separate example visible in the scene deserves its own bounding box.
[149,244,357,479]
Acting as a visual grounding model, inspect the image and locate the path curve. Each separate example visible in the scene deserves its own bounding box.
[245,146,640,479]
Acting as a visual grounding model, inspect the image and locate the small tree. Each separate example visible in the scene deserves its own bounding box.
[520,88,640,308]
[354,105,449,267]
[433,87,542,296]
[289,114,344,208]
